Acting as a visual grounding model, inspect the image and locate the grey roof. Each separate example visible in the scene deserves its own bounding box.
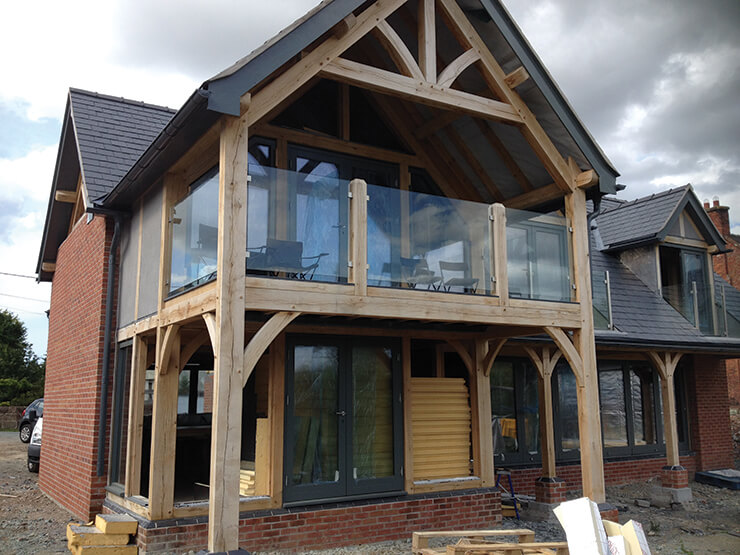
[102,0,619,209]
[69,89,175,202]
[597,187,688,250]
[37,89,175,281]
[596,185,727,252]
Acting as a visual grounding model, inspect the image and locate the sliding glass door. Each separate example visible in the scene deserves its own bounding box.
[284,337,402,503]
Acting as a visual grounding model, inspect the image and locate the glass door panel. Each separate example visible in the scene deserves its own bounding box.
[350,344,397,493]
[284,344,344,502]
[681,251,711,333]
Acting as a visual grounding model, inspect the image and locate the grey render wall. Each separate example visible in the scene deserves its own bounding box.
[619,246,659,293]
[117,211,139,328]
[136,185,163,319]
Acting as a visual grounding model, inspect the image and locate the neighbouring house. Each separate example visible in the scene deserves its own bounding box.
[36,1,740,553]
[704,197,740,459]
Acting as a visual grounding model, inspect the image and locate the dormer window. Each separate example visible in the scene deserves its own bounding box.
[659,245,713,333]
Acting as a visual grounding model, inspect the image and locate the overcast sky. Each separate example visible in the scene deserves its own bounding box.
[1,0,738,356]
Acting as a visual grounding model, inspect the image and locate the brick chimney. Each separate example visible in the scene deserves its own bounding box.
[705,196,731,237]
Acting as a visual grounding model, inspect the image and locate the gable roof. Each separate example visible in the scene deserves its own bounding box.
[70,89,175,202]
[596,185,728,252]
[36,89,174,281]
[101,0,619,210]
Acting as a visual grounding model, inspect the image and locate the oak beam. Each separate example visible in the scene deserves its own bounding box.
[321,58,522,125]
[491,203,509,303]
[436,0,574,193]
[438,49,481,88]
[482,338,507,377]
[372,20,424,80]
[246,0,407,126]
[475,339,495,486]
[504,66,530,89]
[242,312,301,388]
[504,183,562,210]
[418,0,436,82]
[158,324,181,374]
[41,262,56,273]
[124,335,147,498]
[149,327,180,519]
[55,190,77,203]
[208,113,249,552]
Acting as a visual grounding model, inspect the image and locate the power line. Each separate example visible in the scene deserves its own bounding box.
[0,271,37,279]
[0,305,48,316]
[0,292,49,303]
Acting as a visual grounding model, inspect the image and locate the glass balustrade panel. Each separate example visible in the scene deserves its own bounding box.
[366,184,492,296]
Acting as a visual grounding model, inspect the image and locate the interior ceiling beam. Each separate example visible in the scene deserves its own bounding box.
[443,126,504,202]
[321,57,522,125]
[504,169,597,209]
[414,111,461,139]
[436,0,575,193]
[418,0,436,82]
[473,119,533,193]
[437,49,481,89]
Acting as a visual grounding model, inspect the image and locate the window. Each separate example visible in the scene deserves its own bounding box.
[598,361,660,457]
[659,245,713,333]
[109,341,132,489]
[283,336,403,504]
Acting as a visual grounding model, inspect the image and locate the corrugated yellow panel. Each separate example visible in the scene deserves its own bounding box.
[410,378,472,481]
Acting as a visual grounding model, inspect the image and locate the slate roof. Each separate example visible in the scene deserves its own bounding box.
[597,187,688,250]
[715,273,740,324]
[69,89,175,202]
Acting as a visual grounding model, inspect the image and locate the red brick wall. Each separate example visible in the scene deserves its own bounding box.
[40,215,116,520]
[106,489,501,553]
[706,203,740,288]
[688,356,734,470]
[508,455,697,496]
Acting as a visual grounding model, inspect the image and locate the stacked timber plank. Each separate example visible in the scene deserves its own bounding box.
[411,378,472,480]
[66,514,138,554]
[412,529,568,554]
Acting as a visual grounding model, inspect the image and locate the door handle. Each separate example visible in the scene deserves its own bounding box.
[335,410,347,417]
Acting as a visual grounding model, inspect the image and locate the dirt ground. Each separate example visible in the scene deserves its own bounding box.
[1,430,738,554]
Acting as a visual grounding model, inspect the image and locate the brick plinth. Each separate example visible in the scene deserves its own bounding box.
[105,488,501,553]
[660,466,689,489]
[40,215,117,521]
[534,477,566,504]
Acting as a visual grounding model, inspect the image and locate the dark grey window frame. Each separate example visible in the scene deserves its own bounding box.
[108,339,133,490]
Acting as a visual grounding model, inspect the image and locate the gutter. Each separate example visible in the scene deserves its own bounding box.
[87,205,126,477]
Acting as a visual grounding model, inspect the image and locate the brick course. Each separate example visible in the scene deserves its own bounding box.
[39,215,117,520]
[104,489,501,553]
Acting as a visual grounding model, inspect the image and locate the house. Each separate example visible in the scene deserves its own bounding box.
[36,1,740,553]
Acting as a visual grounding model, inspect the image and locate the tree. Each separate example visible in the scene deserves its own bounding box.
[0,309,45,405]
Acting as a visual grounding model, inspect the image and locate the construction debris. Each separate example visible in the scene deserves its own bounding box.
[66,514,138,555]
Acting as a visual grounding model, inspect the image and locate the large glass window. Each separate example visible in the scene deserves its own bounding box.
[659,245,713,333]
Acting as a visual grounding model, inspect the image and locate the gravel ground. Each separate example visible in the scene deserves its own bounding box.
[1,430,738,554]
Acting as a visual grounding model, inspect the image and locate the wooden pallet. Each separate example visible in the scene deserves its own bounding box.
[412,529,568,555]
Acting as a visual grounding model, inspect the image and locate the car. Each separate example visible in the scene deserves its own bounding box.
[27,417,42,473]
[18,398,43,443]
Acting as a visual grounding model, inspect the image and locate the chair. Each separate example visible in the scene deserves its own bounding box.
[439,261,479,293]
[258,238,329,280]
[400,257,442,290]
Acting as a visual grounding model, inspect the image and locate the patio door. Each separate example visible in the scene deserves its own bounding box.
[283,336,403,504]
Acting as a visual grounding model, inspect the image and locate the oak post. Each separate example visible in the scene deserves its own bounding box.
[350,178,368,296]
[208,112,248,552]
[565,188,605,502]
[125,334,147,498]
[475,340,495,486]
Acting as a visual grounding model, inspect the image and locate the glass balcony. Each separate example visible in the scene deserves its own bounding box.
[366,184,492,295]
[592,270,612,330]
[169,169,220,294]
[246,166,350,284]
[662,282,713,334]
[168,169,576,307]
[506,208,572,302]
